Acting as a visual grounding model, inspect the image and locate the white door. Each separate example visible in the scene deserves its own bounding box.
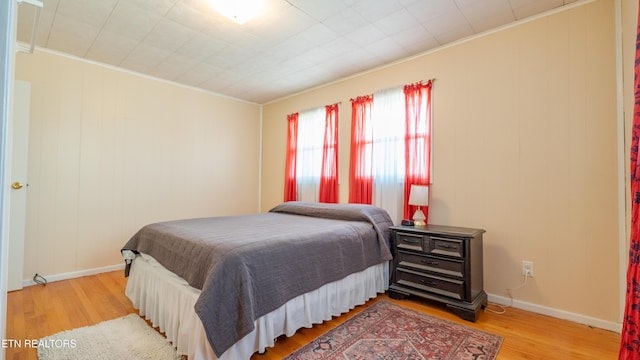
[7,80,30,291]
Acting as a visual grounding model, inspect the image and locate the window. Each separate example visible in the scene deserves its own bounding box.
[349,81,432,223]
[296,107,326,201]
[284,104,339,203]
[296,107,326,182]
[370,87,406,221]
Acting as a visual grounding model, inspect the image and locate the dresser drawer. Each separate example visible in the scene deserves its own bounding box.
[395,232,423,252]
[396,268,464,300]
[426,236,464,258]
[397,250,464,278]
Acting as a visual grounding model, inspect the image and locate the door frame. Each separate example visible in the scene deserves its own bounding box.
[0,1,17,358]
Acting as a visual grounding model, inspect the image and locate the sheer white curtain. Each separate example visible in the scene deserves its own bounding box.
[296,107,326,202]
[371,87,405,224]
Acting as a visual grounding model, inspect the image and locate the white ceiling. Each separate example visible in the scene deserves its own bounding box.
[17,0,579,104]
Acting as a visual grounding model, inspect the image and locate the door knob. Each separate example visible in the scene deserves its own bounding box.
[11,182,23,189]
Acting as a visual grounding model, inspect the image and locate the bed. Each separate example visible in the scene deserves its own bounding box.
[121,201,394,360]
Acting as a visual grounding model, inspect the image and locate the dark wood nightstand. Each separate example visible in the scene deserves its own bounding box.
[388,224,487,322]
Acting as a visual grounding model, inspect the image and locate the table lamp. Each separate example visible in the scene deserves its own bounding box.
[408,185,429,226]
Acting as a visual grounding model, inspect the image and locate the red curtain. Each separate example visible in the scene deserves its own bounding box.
[620,7,640,358]
[403,81,432,221]
[349,95,374,204]
[283,113,298,202]
[319,104,339,203]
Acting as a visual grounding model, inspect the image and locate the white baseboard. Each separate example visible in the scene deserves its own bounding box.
[488,293,622,333]
[22,263,125,287]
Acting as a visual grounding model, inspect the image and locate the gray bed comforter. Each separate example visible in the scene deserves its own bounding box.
[121,201,393,356]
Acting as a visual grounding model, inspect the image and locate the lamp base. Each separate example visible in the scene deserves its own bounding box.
[413,220,426,227]
[412,208,426,227]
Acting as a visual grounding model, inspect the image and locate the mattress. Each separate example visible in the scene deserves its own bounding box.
[125,252,389,360]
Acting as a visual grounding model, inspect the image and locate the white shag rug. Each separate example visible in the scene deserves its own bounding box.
[37,314,183,360]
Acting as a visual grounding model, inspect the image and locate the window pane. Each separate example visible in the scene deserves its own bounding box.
[371,87,405,181]
[296,107,325,183]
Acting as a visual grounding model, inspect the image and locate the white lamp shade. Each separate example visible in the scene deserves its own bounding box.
[408,185,429,206]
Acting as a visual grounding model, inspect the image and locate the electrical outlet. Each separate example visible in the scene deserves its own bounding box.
[522,260,534,277]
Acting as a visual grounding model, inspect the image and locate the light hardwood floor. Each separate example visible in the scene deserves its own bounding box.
[5,271,620,359]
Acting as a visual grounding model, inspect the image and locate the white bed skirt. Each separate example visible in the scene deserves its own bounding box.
[125,253,389,360]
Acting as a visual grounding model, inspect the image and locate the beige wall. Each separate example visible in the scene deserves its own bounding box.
[262,0,621,325]
[15,50,261,278]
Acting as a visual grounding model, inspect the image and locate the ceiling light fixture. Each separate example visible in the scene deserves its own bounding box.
[209,0,265,24]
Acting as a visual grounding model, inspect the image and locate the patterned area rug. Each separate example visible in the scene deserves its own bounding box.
[284,300,503,360]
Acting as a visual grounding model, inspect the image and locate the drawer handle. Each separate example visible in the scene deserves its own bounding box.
[420,259,439,266]
[437,243,457,249]
[419,279,438,286]
[403,238,420,244]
